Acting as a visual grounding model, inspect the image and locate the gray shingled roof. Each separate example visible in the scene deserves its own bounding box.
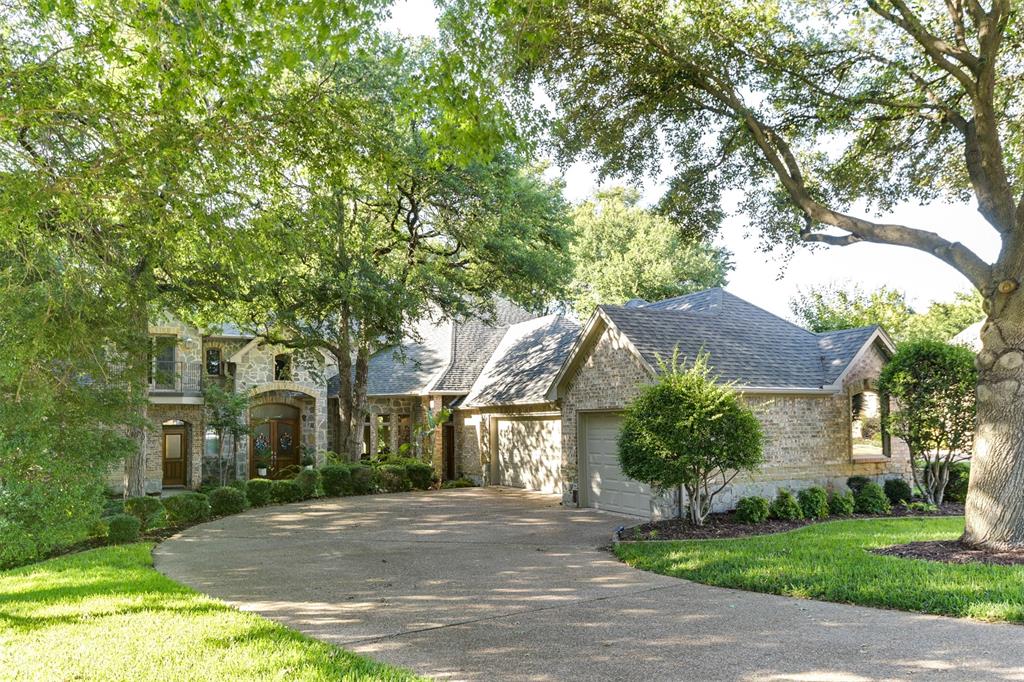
[465,315,580,406]
[432,300,536,393]
[598,288,881,389]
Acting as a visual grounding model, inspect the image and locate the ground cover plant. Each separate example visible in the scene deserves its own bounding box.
[616,517,1024,622]
[0,544,424,681]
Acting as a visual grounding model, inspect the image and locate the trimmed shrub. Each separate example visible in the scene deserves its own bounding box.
[123,496,164,531]
[107,514,141,544]
[375,464,412,493]
[903,500,939,513]
[846,476,872,494]
[828,491,855,517]
[270,479,303,504]
[228,479,248,493]
[209,487,247,516]
[854,482,892,515]
[797,487,830,520]
[883,478,913,505]
[734,496,771,524]
[245,479,273,507]
[103,498,125,517]
[320,465,351,497]
[349,464,375,495]
[945,462,970,503]
[441,477,476,489]
[769,490,803,521]
[403,460,435,490]
[89,517,110,538]
[163,492,211,526]
[294,468,321,500]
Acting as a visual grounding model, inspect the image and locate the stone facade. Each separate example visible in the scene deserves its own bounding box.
[559,321,911,516]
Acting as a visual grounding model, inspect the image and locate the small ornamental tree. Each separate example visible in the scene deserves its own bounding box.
[617,354,764,526]
[878,341,976,505]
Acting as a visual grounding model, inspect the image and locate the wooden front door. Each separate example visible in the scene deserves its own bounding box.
[250,404,301,479]
[162,426,187,486]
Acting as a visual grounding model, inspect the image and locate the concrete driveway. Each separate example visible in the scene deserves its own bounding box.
[155,487,1024,681]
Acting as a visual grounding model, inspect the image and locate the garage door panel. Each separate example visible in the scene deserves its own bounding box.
[583,413,651,517]
[496,418,561,494]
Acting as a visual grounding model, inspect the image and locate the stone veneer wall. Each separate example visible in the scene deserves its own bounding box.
[106,403,205,494]
[469,403,563,486]
[560,323,912,515]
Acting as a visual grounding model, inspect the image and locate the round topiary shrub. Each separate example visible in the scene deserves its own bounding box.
[209,486,247,516]
[163,492,211,526]
[828,491,855,517]
[846,476,872,495]
[375,464,412,493]
[854,482,892,515]
[883,478,913,505]
[107,513,141,544]
[246,478,273,507]
[123,496,164,531]
[349,464,375,495]
[294,468,321,500]
[734,496,771,524]
[769,489,803,521]
[320,465,351,496]
[797,487,830,520]
[403,460,435,490]
[270,479,303,504]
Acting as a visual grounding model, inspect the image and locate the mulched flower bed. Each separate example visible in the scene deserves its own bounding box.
[617,502,965,542]
[872,540,1024,566]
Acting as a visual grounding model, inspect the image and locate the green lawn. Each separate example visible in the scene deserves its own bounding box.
[616,517,1024,623]
[0,544,424,681]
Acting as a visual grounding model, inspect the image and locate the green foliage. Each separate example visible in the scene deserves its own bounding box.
[320,465,352,497]
[382,458,434,490]
[846,476,872,495]
[879,340,975,504]
[269,480,303,504]
[903,501,939,513]
[828,491,855,517]
[797,487,830,520]
[163,493,212,526]
[903,291,985,343]
[769,490,804,522]
[568,188,731,316]
[348,464,376,495]
[883,479,913,506]
[854,483,892,515]
[734,496,771,524]
[945,463,971,504]
[618,353,763,525]
[791,284,913,339]
[123,497,164,532]
[616,518,1024,623]
[294,469,322,500]
[0,545,428,680]
[203,383,252,487]
[106,515,141,544]
[441,477,477,489]
[375,464,412,493]
[245,479,273,508]
[209,487,247,517]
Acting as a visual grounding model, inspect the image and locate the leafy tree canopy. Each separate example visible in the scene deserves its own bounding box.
[569,187,731,317]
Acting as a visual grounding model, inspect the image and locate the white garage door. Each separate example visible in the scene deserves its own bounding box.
[496,417,562,494]
[582,412,652,517]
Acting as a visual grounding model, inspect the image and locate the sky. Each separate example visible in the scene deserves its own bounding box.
[382,1,999,321]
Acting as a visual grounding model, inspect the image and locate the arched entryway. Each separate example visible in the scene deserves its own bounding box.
[250,403,300,479]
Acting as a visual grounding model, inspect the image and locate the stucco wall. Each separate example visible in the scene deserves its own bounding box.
[560,325,911,515]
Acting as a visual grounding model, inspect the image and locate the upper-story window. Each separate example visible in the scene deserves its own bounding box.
[851,385,890,458]
[151,336,177,388]
[274,354,291,381]
[205,348,222,376]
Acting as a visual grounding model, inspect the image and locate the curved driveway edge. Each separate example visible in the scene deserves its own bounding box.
[155,487,1024,681]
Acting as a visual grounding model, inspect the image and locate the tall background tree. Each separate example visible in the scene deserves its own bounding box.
[569,187,731,317]
[443,0,1024,549]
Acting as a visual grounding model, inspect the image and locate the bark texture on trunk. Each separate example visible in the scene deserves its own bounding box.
[334,312,353,457]
[963,298,1024,549]
[351,338,369,460]
[123,301,148,499]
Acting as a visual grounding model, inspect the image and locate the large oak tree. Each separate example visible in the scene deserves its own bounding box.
[442,0,1024,548]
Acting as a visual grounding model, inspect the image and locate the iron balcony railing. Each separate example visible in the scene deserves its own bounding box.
[150,360,203,394]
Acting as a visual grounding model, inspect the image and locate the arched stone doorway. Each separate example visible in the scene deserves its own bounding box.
[249,403,301,479]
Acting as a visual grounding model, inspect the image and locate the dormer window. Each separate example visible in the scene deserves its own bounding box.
[274,354,291,381]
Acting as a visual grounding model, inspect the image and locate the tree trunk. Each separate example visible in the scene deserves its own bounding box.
[351,336,369,460]
[334,309,353,457]
[963,297,1024,549]
[123,299,149,499]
